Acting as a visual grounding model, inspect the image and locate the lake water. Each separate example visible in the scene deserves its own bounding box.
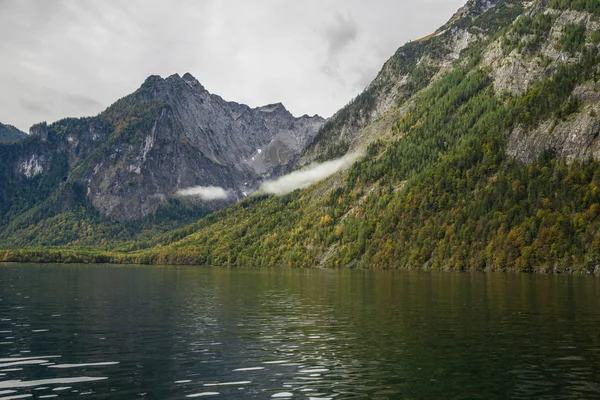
[0,265,599,399]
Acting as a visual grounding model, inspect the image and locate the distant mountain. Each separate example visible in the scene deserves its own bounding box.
[0,72,324,226]
[0,122,26,143]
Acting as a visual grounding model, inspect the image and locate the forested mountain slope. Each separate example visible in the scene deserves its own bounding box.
[298,0,523,165]
[3,0,600,272]
[0,123,26,143]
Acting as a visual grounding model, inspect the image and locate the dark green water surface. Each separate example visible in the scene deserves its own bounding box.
[0,264,599,399]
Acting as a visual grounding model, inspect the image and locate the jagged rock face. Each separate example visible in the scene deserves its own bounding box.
[507,81,600,164]
[483,5,600,163]
[85,103,245,219]
[248,105,325,174]
[1,74,324,220]
[484,8,600,96]
[0,122,26,143]
[136,74,323,177]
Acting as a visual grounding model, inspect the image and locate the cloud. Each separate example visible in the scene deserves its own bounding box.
[17,88,104,128]
[320,13,360,82]
[63,93,103,109]
[175,186,230,201]
[259,151,363,196]
[19,98,52,115]
[323,13,359,57]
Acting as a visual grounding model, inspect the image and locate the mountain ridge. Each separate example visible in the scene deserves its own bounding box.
[0,122,27,144]
[297,0,512,166]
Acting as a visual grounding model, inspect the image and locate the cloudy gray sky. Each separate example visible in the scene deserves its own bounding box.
[0,0,465,132]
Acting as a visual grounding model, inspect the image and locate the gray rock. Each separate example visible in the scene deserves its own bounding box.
[1,73,324,220]
[492,7,600,164]
[507,81,600,164]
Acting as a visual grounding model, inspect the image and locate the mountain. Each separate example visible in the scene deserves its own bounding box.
[0,123,26,143]
[3,0,600,272]
[0,73,324,229]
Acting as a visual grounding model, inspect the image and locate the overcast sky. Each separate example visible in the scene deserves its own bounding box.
[0,0,465,132]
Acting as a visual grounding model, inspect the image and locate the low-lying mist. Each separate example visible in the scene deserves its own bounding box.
[259,151,363,196]
[175,185,230,201]
[174,151,362,201]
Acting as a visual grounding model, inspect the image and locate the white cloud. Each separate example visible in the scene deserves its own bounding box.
[175,186,230,201]
[259,151,363,195]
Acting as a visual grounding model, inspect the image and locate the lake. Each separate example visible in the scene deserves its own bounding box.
[0,264,599,399]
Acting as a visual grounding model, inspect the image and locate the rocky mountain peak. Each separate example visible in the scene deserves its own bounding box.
[181,72,205,90]
[254,103,292,118]
[138,73,208,100]
[1,72,325,220]
[256,102,284,111]
[141,74,163,88]
[29,122,48,141]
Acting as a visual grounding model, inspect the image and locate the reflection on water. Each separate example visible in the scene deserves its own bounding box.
[0,265,599,399]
